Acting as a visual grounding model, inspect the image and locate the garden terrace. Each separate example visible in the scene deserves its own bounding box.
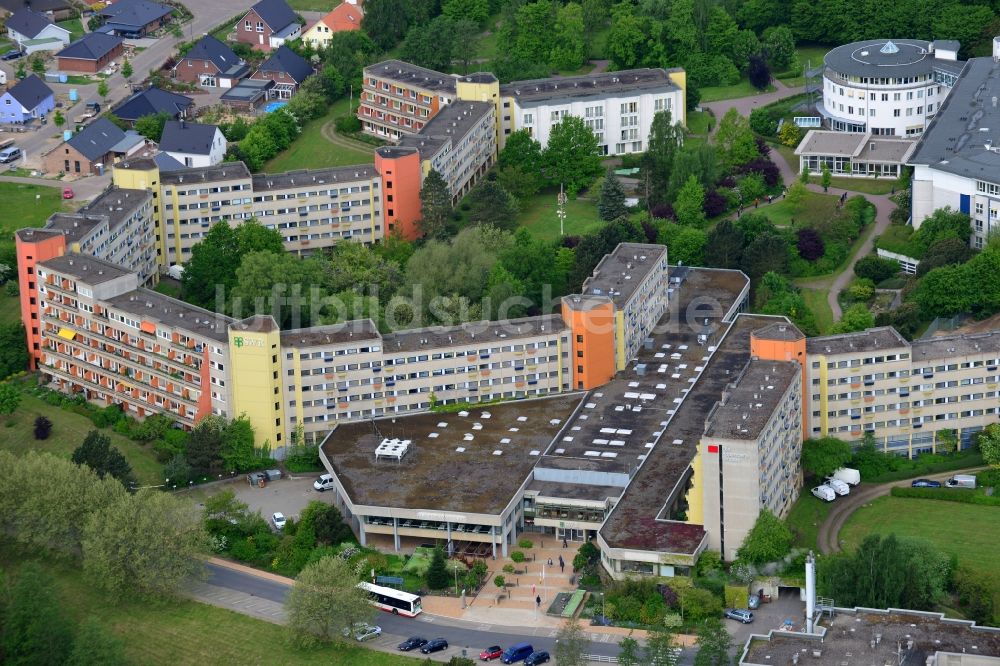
[320,393,581,516]
[741,609,1000,666]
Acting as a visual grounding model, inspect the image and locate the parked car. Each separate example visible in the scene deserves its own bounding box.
[946,474,977,489]
[0,146,22,163]
[811,485,836,502]
[314,473,336,491]
[524,651,550,665]
[724,609,754,624]
[480,645,504,661]
[344,623,381,641]
[911,478,941,488]
[1,49,24,61]
[831,467,861,486]
[85,101,101,113]
[824,478,850,495]
[271,512,286,530]
[421,638,449,654]
[398,637,427,652]
[502,643,534,663]
[62,187,75,199]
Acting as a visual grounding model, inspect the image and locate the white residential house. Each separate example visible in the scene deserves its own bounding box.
[5,9,72,54]
[158,120,227,168]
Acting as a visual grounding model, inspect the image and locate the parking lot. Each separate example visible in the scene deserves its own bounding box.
[226,473,331,523]
[726,590,805,649]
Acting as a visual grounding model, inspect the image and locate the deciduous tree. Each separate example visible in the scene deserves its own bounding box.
[978,423,1000,467]
[82,489,208,600]
[134,111,173,142]
[642,110,682,205]
[442,0,489,26]
[674,175,706,227]
[618,633,642,666]
[550,2,585,71]
[542,115,603,194]
[747,54,771,90]
[467,180,520,230]
[801,437,853,478]
[736,509,793,564]
[715,109,758,171]
[762,26,795,71]
[830,303,875,333]
[704,219,745,269]
[555,617,588,666]
[287,555,372,646]
[646,625,680,666]
[693,617,732,666]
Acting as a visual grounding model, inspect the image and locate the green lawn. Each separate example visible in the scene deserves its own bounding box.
[840,496,1000,621]
[518,190,605,242]
[56,18,85,42]
[686,110,713,135]
[287,0,338,9]
[819,176,899,195]
[263,98,374,173]
[0,182,67,252]
[64,74,98,85]
[0,290,21,326]
[0,392,163,486]
[154,278,181,299]
[775,46,828,84]
[784,490,836,549]
[0,553,420,666]
[700,80,775,103]
[761,190,841,227]
[800,287,834,334]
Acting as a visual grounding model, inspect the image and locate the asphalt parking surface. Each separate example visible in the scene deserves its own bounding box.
[726,591,805,648]
[228,473,330,523]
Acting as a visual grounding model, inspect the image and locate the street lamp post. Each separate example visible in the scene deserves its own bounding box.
[556,183,567,236]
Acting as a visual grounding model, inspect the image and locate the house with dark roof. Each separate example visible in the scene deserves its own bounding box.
[250,45,313,99]
[43,117,147,175]
[172,35,248,88]
[111,87,193,126]
[97,0,173,38]
[159,120,227,167]
[0,74,55,123]
[235,0,300,52]
[5,8,71,53]
[221,78,274,112]
[56,33,124,73]
[0,0,73,20]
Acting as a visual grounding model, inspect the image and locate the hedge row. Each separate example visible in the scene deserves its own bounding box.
[890,486,1000,506]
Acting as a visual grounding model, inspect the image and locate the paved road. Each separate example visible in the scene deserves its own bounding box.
[202,561,640,662]
[702,79,805,135]
[816,466,989,555]
[767,147,895,320]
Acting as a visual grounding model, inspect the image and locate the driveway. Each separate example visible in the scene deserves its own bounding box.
[816,466,989,554]
[227,473,330,522]
[726,591,803,649]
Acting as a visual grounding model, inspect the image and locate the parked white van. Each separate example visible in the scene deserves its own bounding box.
[831,467,861,486]
[811,485,836,502]
[824,479,850,496]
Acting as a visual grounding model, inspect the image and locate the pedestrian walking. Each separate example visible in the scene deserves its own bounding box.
[559,557,565,573]
[754,198,759,208]
[536,595,541,608]
[562,538,567,548]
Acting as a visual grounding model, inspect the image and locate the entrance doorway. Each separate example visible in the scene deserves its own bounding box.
[557,528,586,542]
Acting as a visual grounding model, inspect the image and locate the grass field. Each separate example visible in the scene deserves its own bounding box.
[0,553,419,666]
[0,182,68,253]
[840,496,1000,620]
[820,176,898,195]
[518,190,605,242]
[701,80,775,103]
[800,287,834,334]
[263,98,374,173]
[775,46,827,85]
[56,18,85,42]
[784,491,835,549]
[0,290,21,326]
[287,0,339,9]
[0,392,163,486]
[686,110,713,135]
[762,190,841,227]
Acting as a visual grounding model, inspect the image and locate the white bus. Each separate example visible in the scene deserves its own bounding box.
[358,581,423,617]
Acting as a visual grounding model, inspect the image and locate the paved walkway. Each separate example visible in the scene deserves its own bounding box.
[816,466,989,555]
[702,79,805,135]
[767,147,895,320]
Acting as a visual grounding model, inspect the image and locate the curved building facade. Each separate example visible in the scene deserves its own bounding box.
[821,39,965,136]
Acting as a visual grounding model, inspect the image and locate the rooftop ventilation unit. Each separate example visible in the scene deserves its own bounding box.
[374,437,410,462]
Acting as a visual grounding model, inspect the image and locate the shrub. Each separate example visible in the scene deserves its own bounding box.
[725,586,750,609]
[854,254,900,282]
[796,228,825,261]
[748,108,778,136]
[334,115,361,134]
[4,281,17,297]
[33,415,52,440]
[703,190,728,218]
[509,550,526,563]
[890,486,1000,506]
[90,404,124,429]
[517,538,533,549]
[502,564,516,574]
